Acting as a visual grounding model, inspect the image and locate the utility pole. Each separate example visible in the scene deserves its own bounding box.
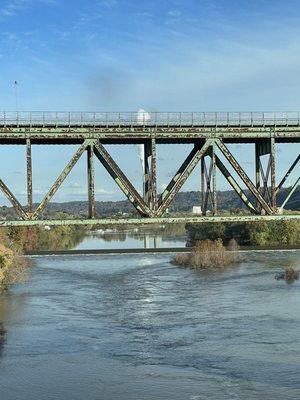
[14,81,18,111]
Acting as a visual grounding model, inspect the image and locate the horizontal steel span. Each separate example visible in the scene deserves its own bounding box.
[0,111,299,227]
[0,111,300,144]
[0,214,299,227]
[2,111,300,128]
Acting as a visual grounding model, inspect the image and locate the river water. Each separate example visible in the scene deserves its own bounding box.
[0,235,299,400]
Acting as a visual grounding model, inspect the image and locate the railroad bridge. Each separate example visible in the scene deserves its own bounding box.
[0,111,299,226]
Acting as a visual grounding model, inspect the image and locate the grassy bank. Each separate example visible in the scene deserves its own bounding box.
[0,230,29,290]
[0,225,88,290]
[186,220,300,247]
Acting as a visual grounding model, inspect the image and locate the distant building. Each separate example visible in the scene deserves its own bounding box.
[192,206,202,214]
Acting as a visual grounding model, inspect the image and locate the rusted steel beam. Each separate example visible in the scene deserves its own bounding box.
[276,154,300,193]
[211,144,217,215]
[0,179,28,219]
[255,142,262,212]
[255,139,276,211]
[215,139,273,214]
[270,137,276,210]
[32,140,90,219]
[259,158,272,204]
[201,157,204,212]
[214,154,257,213]
[156,139,212,216]
[143,141,151,205]
[94,142,151,217]
[279,176,300,210]
[1,126,300,142]
[26,139,33,213]
[203,157,211,215]
[87,145,95,218]
[150,138,157,211]
[201,154,216,215]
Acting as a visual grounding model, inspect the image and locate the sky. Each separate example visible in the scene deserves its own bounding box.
[0,0,299,206]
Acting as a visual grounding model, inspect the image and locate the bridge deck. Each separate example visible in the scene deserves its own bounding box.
[0,112,300,142]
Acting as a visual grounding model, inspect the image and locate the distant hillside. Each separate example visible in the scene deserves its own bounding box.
[0,187,299,219]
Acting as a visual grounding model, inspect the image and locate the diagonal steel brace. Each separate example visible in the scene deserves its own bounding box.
[156,139,213,216]
[94,142,151,217]
[213,154,257,213]
[215,139,273,214]
[32,140,91,219]
[276,154,300,194]
[0,179,28,220]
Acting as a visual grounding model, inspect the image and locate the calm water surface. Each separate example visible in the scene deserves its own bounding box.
[0,240,299,399]
[74,231,186,250]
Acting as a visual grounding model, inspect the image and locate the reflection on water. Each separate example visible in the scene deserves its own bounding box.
[0,300,6,356]
[0,323,5,356]
[75,230,187,250]
[0,245,299,400]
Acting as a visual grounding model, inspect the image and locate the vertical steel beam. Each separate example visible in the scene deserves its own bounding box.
[26,139,33,213]
[87,144,95,218]
[255,138,276,211]
[202,156,211,215]
[270,137,276,210]
[211,143,217,215]
[143,141,151,205]
[142,139,157,211]
[255,142,261,211]
[201,157,205,213]
[201,146,217,216]
[150,138,157,211]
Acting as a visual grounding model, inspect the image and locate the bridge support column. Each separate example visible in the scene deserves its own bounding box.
[87,144,95,218]
[143,139,157,212]
[255,138,276,213]
[26,139,33,214]
[201,145,217,216]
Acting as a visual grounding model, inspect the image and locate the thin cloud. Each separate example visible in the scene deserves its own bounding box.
[98,0,117,9]
[0,0,55,19]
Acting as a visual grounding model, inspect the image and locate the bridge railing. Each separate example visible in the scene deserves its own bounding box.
[1,111,300,127]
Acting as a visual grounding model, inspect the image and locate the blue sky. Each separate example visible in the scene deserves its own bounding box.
[0,0,299,205]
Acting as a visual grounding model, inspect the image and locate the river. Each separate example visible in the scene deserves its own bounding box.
[0,234,299,399]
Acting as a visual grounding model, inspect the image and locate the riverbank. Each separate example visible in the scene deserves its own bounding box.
[0,242,28,291]
[186,220,300,247]
[0,225,88,290]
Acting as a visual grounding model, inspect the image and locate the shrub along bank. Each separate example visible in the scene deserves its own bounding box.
[186,220,300,247]
[172,239,243,269]
[0,225,87,290]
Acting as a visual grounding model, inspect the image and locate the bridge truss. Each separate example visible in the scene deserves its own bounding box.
[0,111,299,226]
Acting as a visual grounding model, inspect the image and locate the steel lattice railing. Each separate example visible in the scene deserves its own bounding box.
[1,111,300,127]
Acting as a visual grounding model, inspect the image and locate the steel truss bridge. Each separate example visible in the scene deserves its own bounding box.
[0,111,299,227]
